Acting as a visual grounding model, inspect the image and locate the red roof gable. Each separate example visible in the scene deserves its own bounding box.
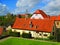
[33,9,49,18]
[12,17,54,32]
[0,27,3,35]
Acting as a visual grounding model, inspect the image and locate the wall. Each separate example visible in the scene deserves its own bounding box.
[12,29,50,38]
[31,14,44,19]
[55,21,60,28]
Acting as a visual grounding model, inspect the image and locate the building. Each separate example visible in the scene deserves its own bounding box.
[11,9,60,38]
[12,17,55,38]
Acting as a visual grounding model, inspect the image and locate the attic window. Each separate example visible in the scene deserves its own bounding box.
[35,26,38,29]
[57,22,59,25]
[30,24,33,28]
[29,21,32,24]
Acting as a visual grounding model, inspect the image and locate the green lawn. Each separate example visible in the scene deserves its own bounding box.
[0,37,60,45]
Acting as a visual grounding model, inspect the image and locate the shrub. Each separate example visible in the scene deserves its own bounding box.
[9,30,20,37]
[12,32,20,37]
[48,35,54,40]
[22,32,31,38]
[0,35,9,39]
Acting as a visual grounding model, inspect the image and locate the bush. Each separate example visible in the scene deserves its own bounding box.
[12,32,20,37]
[48,35,54,40]
[0,35,9,39]
[9,30,20,37]
[22,32,31,38]
[56,33,60,42]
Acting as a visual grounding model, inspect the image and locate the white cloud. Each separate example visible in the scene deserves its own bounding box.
[42,0,60,15]
[13,0,60,15]
[0,3,9,15]
[13,0,50,14]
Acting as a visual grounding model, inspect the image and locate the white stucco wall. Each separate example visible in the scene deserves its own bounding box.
[31,14,44,19]
[12,29,50,38]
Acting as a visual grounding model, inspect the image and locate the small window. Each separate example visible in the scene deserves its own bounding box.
[36,31,39,33]
[57,22,59,25]
[35,26,38,29]
[44,34,47,36]
[52,32,54,35]
[30,24,33,28]
[29,21,32,24]
[40,34,42,35]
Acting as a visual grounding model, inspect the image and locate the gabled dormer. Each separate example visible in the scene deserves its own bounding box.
[31,9,48,19]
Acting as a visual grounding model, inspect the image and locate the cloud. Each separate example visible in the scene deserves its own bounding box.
[13,0,50,14]
[0,3,9,15]
[42,0,60,15]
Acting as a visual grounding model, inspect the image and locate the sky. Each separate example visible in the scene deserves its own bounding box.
[0,0,60,15]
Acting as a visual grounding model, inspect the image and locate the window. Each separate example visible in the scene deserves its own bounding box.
[35,26,38,29]
[36,31,39,33]
[29,21,32,24]
[44,34,47,36]
[30,24,33,28]
[40,34,42,35]
[52,32,54,35]
[57,22,59,25]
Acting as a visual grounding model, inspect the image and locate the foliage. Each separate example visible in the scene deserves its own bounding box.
[0,13,16,26]
[22,32,31,38]
[55,28,60,42]
[9,30,20,37]
[48,35,54,40]
[28,14,32,18]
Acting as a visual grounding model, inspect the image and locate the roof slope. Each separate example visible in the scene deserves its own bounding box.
[12,17,54,32]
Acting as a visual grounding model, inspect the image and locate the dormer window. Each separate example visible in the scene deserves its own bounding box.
[30,24,33,28]
[35,25,38,29]
[29,21,32,24]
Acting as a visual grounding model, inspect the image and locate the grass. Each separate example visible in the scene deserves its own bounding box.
[0,37,60,45]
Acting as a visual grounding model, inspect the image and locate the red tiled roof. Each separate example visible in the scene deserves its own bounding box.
[56,15,60,20]
[0,27,3,35]
[49,16,57,20]
[12,17,54,32]
[33,9,49,18]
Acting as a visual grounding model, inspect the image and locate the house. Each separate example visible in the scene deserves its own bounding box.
[12,17,55,38]
[11,9,60,38]
[0,27,3,36]
[31,9,49,19]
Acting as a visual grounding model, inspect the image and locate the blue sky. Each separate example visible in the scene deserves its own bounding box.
[0,0,17,11]
[0,0,60,15]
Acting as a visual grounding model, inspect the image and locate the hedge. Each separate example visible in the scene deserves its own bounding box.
[9,30,20,37]
[22,32,32,38]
